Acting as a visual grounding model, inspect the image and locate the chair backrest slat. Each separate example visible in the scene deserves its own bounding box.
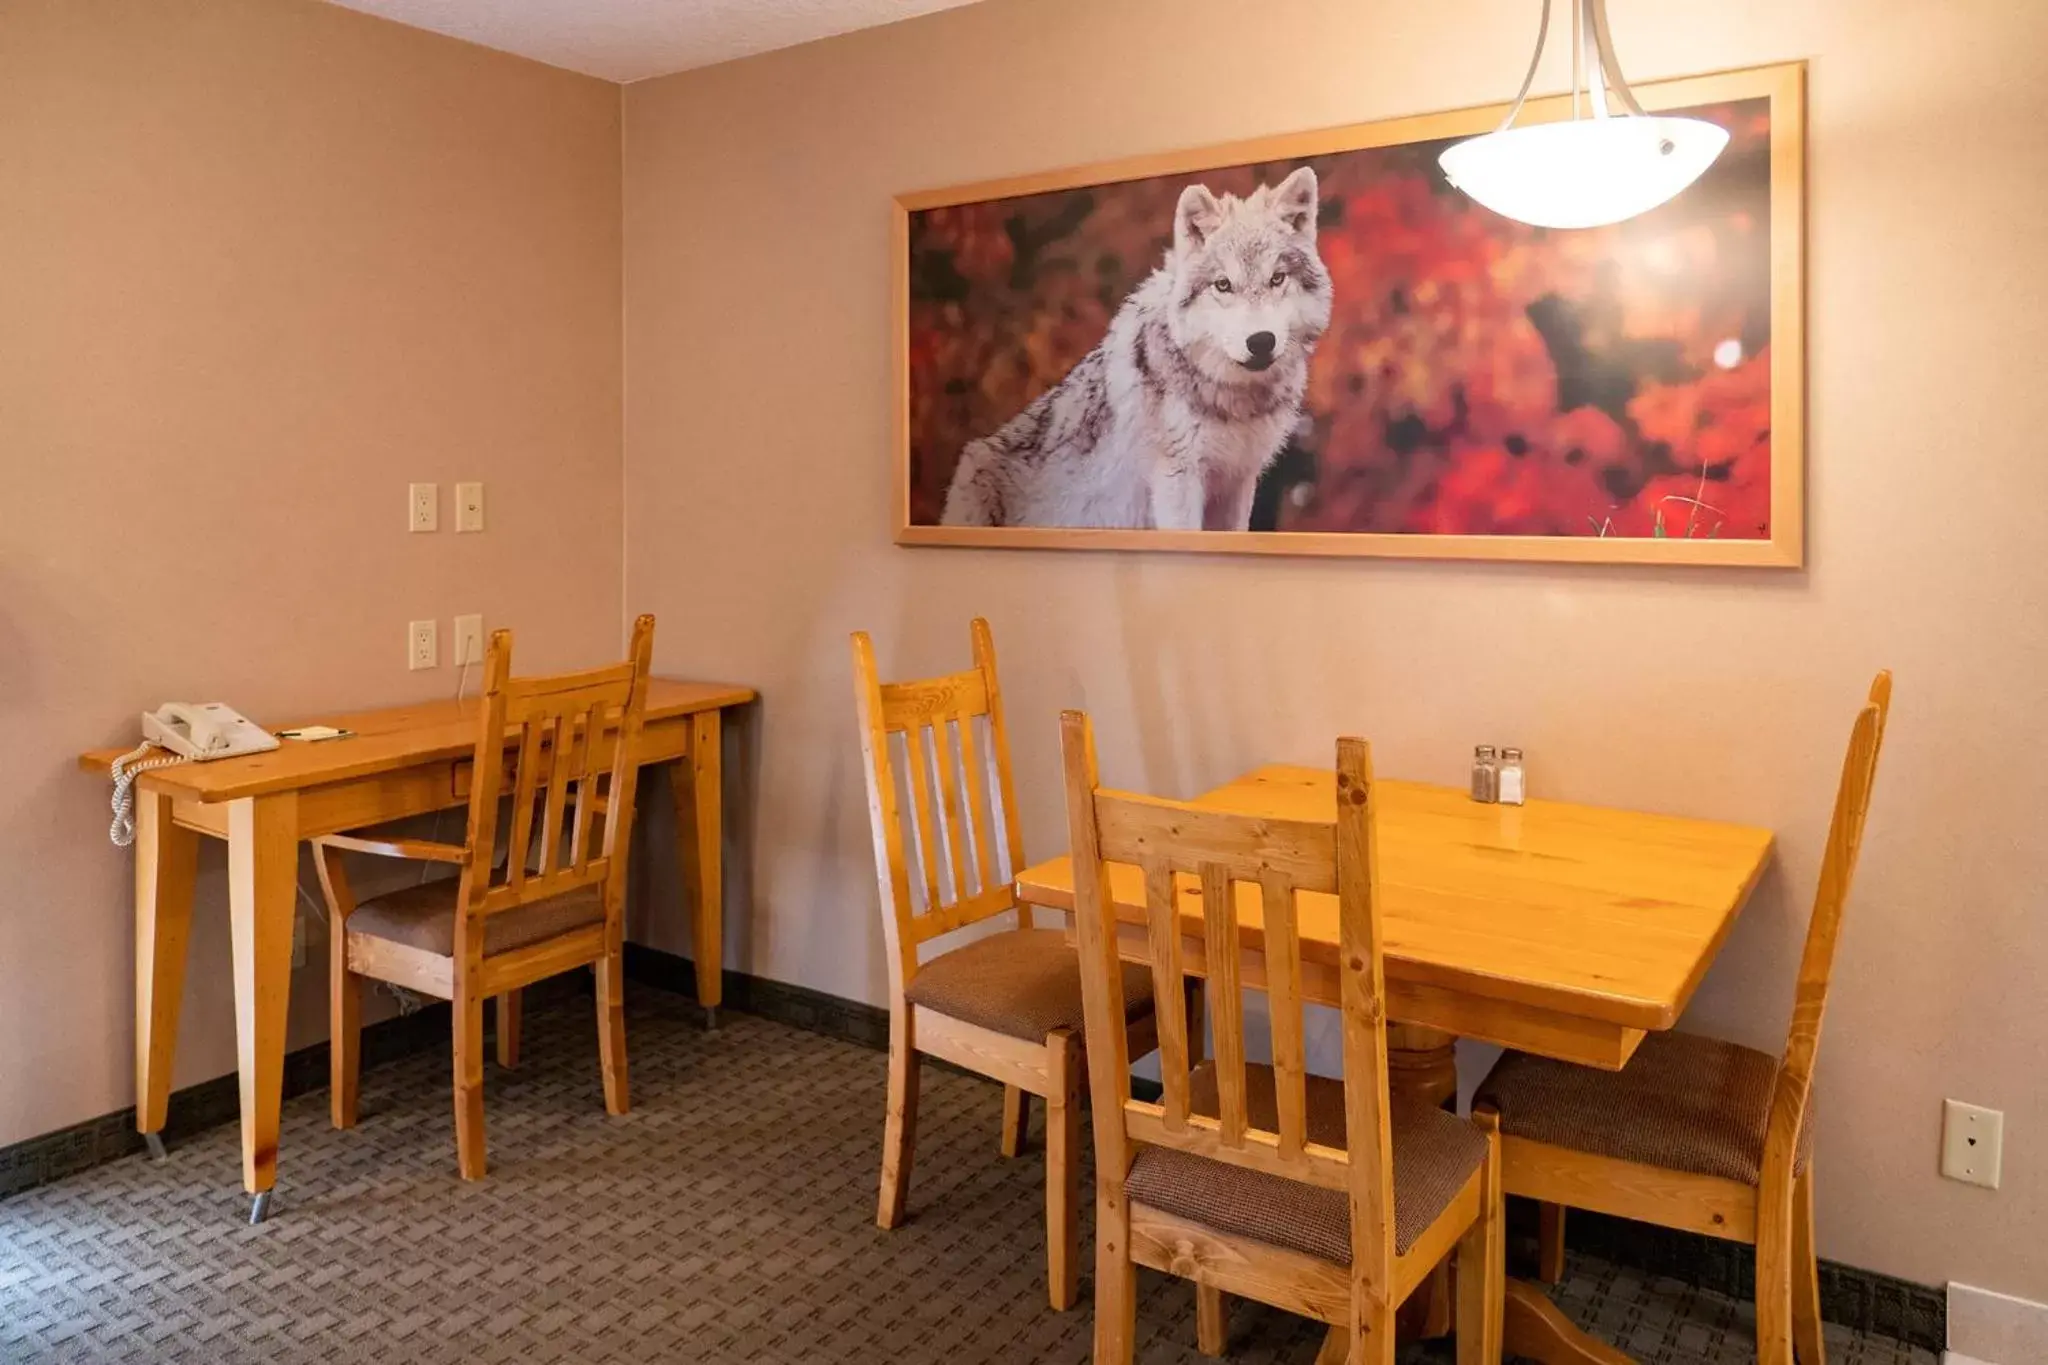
[928,710,973,907]
[1200,859,1249,1147]
[955,713,999,897]
[503,719,545,899]
[851,620,1028,996]
[1262,870,1308,1162]
[455,618,656,942]
[1142,857,1192,1132]
[1764,671,1892,1175]
[901,722,946,913]
[1063,712,1398,1290]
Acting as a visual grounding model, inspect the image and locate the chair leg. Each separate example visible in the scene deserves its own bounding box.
[1321,1302,1396,1365]
[1001,1084,1030,1158]
[595,951,630,1115]
[1457,1111,1505,1364]
[453,991,487,1180]
[1045,1030,1081,1311]
[495,990,522,1069]
[1196,1285,1228,1356]
[1791,1167,1826,1365]
[329,925,361,1130]
[1756,1169,1798,1365]
[877,1006,920,1230]
[1094,1186,1138,1365]
[1537,1202,1567,1283]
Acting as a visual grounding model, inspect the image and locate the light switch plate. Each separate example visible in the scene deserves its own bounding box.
[408,619,438,671]
[455,481,484,532]
[409,483,438,532]
[1942,1099,2004,1189]
[453,614,484,667]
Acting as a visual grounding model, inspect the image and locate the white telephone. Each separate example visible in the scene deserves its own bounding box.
[109,703,280,845]
[141,701,280,761]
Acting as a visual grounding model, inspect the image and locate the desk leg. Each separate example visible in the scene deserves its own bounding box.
[668,711,723,1029]
[135,791,199,1159]
[227,793,298,1222]
[1388,1023,1459,1340]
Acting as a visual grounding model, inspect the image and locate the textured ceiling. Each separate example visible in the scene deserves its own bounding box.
[322,0,985,83]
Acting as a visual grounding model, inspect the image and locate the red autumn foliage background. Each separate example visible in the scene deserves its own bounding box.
[906,98,1774,539]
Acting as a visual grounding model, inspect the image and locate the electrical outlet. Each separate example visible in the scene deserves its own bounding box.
[409,482,438,532]
[408,619,438,671]
[453,613,484,666]
[1942,1100,2004,1189]
[455,481,484,533]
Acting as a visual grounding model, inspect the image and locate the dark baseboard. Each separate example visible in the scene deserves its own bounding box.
[1521,1203,1945,1354]
[0,974,583,1204]
[2,946,1947,1356]
[621,944,1945,1354]
[1,1000,452,1201]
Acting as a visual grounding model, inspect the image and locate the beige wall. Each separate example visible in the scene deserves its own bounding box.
[0,1,623,1143]
[624,0,2048,1295]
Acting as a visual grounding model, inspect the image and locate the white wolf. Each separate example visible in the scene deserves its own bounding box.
[941,166,1332,532]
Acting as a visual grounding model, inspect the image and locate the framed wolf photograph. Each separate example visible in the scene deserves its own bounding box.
[892,62,1805,565]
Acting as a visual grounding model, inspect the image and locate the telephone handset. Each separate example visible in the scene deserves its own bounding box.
[142,702,280,761]
[109,703,280,845]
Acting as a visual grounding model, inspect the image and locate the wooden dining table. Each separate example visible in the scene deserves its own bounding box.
[1015,762,1775,1365]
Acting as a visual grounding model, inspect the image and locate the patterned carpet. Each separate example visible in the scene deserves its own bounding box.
[0,990,1935,1364]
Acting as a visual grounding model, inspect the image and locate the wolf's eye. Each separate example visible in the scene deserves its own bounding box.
[1269,270,1288,288]
[1212,278,1233,294]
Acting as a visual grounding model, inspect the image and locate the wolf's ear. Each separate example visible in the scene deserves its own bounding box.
[1273,166,1319,237]
[1175,184,1224,254]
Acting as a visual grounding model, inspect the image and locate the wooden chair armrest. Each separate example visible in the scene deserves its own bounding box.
[314,833,470,864]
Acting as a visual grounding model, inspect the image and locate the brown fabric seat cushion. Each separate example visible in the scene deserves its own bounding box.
[903,928,1155,1042]
[1473,1030,1813,1186]
[347,878,606,958]
[1123,1062,1490,1259]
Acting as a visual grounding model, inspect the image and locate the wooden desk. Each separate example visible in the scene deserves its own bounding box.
[1016,763,1773,1365]
[81,678,754,1219]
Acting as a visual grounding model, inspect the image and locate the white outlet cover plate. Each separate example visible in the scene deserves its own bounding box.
[453,614,484,666]
[455,481,484,533]
[409,619,438,671]
[409,482,438,532]
[1942,1099,2004,1189]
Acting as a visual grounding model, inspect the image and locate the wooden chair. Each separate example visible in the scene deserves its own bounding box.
[313,616,657,1180]
[851,619,1168,1312]
[1474,671,1892,1365]
[1060,711,1503,1365]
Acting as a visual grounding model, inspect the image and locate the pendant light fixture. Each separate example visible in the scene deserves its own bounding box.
[1438,0,1728,230]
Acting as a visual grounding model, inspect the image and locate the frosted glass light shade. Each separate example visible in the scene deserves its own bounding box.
[1439,115,1730,229]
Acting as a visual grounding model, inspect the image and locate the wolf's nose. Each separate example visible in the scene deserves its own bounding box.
[1246,331,1277,358]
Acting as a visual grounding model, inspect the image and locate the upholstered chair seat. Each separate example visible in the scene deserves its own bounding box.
[903,928,1155,1042]
[1124,1062,1490,1259]
[347,880,605,959]
[1474,1031,1814,1187]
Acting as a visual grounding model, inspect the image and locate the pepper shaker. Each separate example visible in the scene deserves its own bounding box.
[1498,747,1526,805]
[1470,745,1499,803]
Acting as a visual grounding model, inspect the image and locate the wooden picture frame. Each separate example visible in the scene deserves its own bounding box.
[892,61,1805,566]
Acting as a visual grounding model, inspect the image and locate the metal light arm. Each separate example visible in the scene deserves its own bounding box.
[1492,0,1649,134]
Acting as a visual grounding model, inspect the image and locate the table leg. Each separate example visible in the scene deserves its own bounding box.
[135,790,199,1158]
[1388,1023,1459,1339]
[668,711,723,1029]
[1503,1280,1634,1365]
[227,793,298,1222]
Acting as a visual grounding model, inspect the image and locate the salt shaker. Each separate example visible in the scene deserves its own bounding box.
[1470,745,1499,803]
[1498,747,1526,805]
